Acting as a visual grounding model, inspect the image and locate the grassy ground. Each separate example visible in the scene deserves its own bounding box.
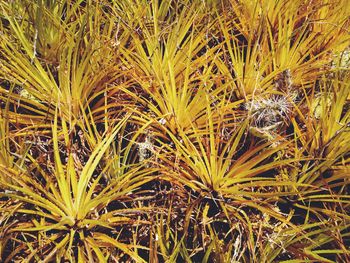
[0,0,349,262]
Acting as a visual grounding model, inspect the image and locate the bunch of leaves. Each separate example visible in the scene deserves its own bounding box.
[0,113,159,262]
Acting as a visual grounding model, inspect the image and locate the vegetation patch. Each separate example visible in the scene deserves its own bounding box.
[0,0,349,262]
